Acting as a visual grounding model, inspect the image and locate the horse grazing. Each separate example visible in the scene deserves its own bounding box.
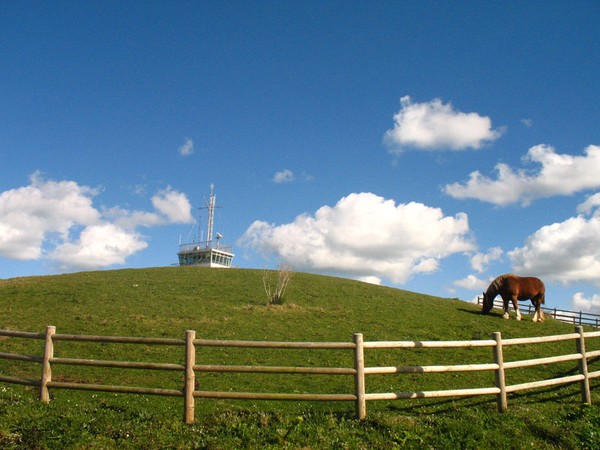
[482,274,545,322]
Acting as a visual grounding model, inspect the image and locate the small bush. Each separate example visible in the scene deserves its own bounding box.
[263,262,293,305]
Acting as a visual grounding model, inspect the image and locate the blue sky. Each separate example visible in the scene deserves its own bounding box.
[1,1,599,314]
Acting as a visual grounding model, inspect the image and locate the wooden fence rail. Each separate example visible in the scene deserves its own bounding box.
[1,325,600,424]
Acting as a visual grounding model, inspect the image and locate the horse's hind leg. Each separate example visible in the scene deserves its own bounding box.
[532,296,544,322]
[532,308,545,322]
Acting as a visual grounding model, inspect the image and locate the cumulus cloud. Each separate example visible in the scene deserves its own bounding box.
[577,192,600,215]
[239,192,475,284]
[273,169,295,184]
[0,173,193,272]
[358,276,382,285]
[178,138,194,156]
[572,292,600,315]
[444,144,600,206]
[384,96,503,153]
[509,214,600,287]
[151,187,194,223]
[106,187,193,229]
[49,223,148,270]
[454,274,488,291]
[0,172,100,260]
[470,247,503,273]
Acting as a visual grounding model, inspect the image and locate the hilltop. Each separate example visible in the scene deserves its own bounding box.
[0,266,575,340]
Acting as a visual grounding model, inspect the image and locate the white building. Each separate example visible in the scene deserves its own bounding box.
[177,184,234,268]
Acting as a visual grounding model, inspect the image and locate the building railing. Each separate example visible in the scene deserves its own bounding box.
[1,325,599,424]
[178,242,233,254]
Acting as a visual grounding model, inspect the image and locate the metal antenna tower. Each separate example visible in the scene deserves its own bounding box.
[206,183,216,247]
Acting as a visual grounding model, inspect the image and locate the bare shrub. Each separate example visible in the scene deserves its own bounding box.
[263,262,293,305]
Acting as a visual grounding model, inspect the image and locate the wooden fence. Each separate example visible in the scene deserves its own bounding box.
[476,296,600,328]
[1,325,600,424]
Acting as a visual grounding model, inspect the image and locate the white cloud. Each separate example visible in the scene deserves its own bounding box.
[273,169,295,184]
[509,214,600,287]
[178,138,194,156]
[132,184,147,196]
[0,174,193,271]
[301,171,314,182]
[470,247,503,273]
[454,274,488,291]
[520,118,533,128]
[151,187,194,223]
[358,276,382,285]
[105,208,163,230]
[444,144,600,206]
[0,172,100,260]
[384,96,503,153]
[49,223,148,270]
[572,292,600,315]
[106,187,194,229]
[577,192,600,216]
[239,192,475,284]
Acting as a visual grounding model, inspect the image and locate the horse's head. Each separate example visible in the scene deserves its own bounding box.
[481,292,493,314]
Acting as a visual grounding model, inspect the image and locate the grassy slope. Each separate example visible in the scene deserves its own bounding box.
[0,266,581,339]
[1,267,600,449]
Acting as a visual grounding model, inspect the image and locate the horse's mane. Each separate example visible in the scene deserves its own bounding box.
[488,273,516,294]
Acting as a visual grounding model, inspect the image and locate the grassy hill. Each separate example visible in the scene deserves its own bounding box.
[1,267,599,449]
[0,266,579,340]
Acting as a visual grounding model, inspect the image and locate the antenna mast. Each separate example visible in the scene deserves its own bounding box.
[206,183,216,247]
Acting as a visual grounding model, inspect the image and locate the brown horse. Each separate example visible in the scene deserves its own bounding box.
[482,274,545,322]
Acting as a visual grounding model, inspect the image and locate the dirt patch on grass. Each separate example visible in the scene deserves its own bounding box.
[236,304,328,314]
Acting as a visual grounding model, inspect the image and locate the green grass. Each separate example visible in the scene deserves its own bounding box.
[1,267,600,449]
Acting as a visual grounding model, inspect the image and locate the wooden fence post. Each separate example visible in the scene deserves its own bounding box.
[492,331,507,413]
[184,330,196,424]
[40,325,56,403]
[353,333,366,420]
[575,326,591,405]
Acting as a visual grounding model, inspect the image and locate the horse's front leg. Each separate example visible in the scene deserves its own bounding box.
[532,301,539,322]
[512,297,522,321]
[503,298,510,319]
